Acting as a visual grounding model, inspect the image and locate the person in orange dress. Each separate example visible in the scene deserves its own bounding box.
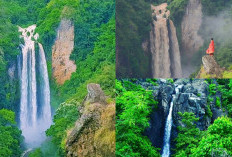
[206,38,215,56]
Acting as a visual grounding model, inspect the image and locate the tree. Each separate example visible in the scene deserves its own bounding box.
[116,80,160,157]
[174,112,201,156]
[0,109,22,157]
[190,117,232,157]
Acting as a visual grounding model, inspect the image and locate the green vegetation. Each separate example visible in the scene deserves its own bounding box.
[206,104,213,118]
[217,79,232,116]
[0,109,22,157]
[167,0,188,24]
[146,78,158,86]
[116,0,151,78]
[116,0,190,78]
[29,149,43,157]
[0,0,115,156]
[202,0,232,15]
[46,101,79,155]
[116,79,232,156]
[191,117,232,156]
[174,112,201,156]
[167,78,174,84]
[216,97,221,108]
[175,113,232,157]
[116,80,160,157]
[58,17,115,103]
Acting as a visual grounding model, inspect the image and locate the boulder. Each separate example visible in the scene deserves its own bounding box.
[200,55,223,78]
[85,83,106,104]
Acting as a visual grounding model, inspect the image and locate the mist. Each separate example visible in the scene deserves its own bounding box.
[200,10,232,45]
[182,8,232,77]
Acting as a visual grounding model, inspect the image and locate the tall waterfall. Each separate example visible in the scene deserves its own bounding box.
[18,25,52,147]
[150,3,182,78]
[162,85,182,157]
[162,100,174,157]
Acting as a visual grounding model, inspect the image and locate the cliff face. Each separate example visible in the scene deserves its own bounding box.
[150,3,182,78]
[52,19,76,85]
[66,84,115,157]
[197,55,224,78]
[181,0,203,57]
[138,79,226,150]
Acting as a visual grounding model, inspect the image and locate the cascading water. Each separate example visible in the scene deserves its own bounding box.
[18,24,52,148]
[162,85,182,157]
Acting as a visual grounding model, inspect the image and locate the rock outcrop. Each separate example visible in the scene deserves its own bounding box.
[52,19,76,85]
[197,55,224,78]
[181,0,203,56]
[137,79,226,150]
[66,83,115,157]
[150,3,182,78]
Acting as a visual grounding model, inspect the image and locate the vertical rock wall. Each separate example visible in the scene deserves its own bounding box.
[181,0,203,56]
[52,19,76,85]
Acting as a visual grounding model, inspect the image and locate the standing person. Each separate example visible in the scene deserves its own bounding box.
[206,38,215,56]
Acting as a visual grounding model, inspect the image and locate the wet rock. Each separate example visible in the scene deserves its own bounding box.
[142,79,227,150]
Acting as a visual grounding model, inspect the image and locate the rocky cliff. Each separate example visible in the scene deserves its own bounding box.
[181,0,203,57]
[137,79,226,151]
[52,19,76,85]
[150,3,182,78]
[197,55,224,78]
[66,84,115,157]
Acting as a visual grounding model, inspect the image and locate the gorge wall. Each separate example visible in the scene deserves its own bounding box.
[181,0,203,56]
[181,0,204,76]
[52,19,76,85]
[150,3,182,78]
[137,79,226,153]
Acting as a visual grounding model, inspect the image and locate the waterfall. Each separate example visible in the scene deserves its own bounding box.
[162,85,182,157]
[150,3,182,78]
[162,100,174,157]
[18,25,52,148]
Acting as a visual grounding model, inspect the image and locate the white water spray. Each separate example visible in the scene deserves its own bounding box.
[162,85,182,157]
[18,25,52,148]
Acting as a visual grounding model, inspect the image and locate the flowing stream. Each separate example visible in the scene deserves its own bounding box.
[162,85,182,157]
[18,24,52,148]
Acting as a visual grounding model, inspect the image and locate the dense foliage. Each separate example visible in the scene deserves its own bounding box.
[116,0,151,78]
[36,0,116,108]
[1,0,115,156]
[0,109,22,157]
[174,112,201,156]
[116,80,160,157]
[191,117,232,156]
[174,112,232,157]
[46,101,79,156]
[59,17,115,103]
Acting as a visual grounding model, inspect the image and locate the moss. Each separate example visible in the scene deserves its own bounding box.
[206,105,213,117]
[216,97,221,108]
[167,78,174,84]
[146,79,158,86]
[207,96,214,105]
[94,103,115,156]
[222,71,232,78]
